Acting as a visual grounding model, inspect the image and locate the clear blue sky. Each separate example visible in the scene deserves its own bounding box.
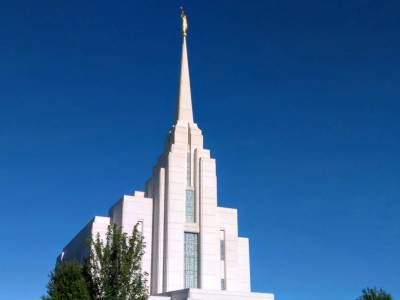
[0,1,399,299]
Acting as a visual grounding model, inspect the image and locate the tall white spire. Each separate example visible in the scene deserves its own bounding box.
[175,9,194,124]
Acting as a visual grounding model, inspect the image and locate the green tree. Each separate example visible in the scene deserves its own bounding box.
[87,223,148,300]
[42,260,90,300]
[357,288,393,300]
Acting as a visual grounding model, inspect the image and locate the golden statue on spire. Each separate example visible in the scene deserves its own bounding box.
[180,7,188,37]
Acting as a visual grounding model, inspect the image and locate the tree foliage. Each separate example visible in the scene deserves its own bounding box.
[86,223,149,300]
[44,223,148,300]
[357,288,393,300]
[42,260,90,300]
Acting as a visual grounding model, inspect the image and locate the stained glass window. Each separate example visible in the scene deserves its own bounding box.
[221,278,226,290]
[220,230,225,261]
[184,232,199,288]
[186,189,195,223]
[220,229,226,290]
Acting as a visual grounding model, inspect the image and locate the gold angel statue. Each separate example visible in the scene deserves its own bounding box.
[181,7,188,37]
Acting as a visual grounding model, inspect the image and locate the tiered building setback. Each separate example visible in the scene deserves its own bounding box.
[60,11,274,300]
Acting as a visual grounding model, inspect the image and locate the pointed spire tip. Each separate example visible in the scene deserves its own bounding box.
[175,10,194,125]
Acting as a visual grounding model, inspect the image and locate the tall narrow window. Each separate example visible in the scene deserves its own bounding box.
[184,232,199,288]
[220,230,225,261]
[220,230,226,290]
[186,151,191,186]
[136,220,143,234]
[221,279,226,290]
[185,189,195,223]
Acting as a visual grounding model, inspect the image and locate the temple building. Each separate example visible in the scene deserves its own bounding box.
[60,11,274,300]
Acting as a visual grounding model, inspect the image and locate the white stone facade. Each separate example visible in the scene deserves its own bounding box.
[59,24,274,300]
[156,288,274,300]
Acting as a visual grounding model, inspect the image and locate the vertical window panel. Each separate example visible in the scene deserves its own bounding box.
[220,240,225,261]
[184,232,199,288]
[220,230,226,290]
[186,190,195,223]
[220,230,225,261]
[187,151,191,186]
[137,220,143,234]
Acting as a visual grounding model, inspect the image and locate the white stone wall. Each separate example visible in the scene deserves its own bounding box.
[149,167,166,294]
[216,207,251,292]
[198,155,220,290]
[60,216,110,263]
[164,124,188,291]
[91,216,111,243]
[109,191,153,279]
[159,288,274,300]
[61,194,153,281]
[237,237,251,292]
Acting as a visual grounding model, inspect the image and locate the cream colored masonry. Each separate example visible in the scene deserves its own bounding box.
[59,29,274,300]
